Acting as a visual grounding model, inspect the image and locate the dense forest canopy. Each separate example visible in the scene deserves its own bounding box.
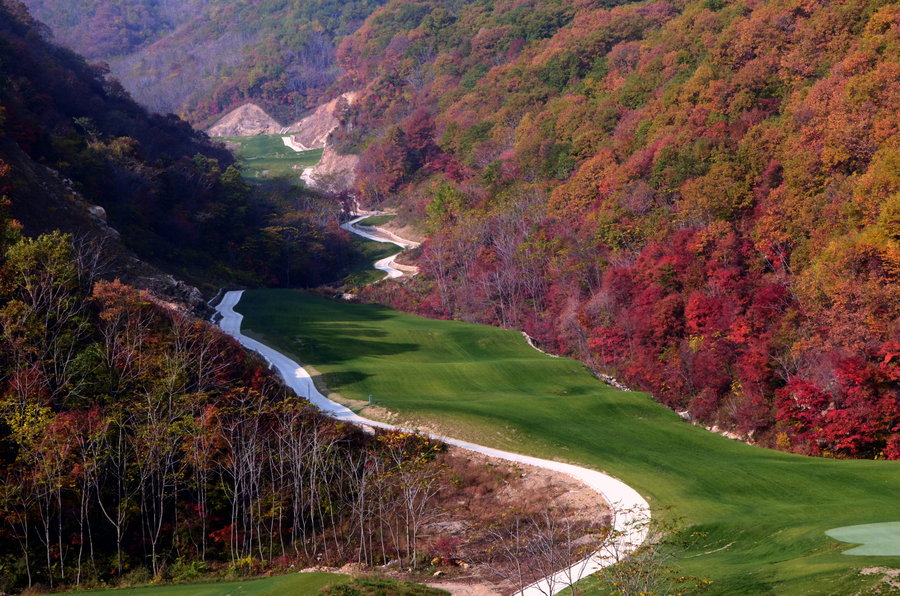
[329,0,899,458]
[20,0,391,124]
[18,0,895,458]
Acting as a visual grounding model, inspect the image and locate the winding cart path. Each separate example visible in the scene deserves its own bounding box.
[215,288,650,595]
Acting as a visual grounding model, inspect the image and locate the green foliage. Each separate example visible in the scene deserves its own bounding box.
[500,4,575,43]
[425,182,465,230]
[542,142,577,180]
[703,0,726,11]
[459,63,489,91]
[322,577,449,596]
[538,52,582,91]
[456,121,494,161]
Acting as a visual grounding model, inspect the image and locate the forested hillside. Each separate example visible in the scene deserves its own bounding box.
[0,0,357,291]
[0,5,501,591]
[0,216,459,591]
[332,0,899,458]
[21,0,389,124]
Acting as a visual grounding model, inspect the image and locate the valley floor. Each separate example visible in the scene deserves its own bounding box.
[233,289,900,595]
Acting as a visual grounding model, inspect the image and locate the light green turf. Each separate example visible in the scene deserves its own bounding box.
[357,214,396,227]
[217,135,323,180]
[826,522,900,556]
[237,289,900,595]
[68,572,348,596]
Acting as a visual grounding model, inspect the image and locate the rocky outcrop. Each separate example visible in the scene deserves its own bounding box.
[2,138,210,316]
[208,103,283,137]
[284,92,358,150]
[301,144,359,193]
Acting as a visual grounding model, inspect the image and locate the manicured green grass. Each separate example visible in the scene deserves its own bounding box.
[357,214,396,227]
[826,522,900,556]
[64,573,448,596]
[237,290,900,595]
[68,572,349,596]
[217,135,323,180]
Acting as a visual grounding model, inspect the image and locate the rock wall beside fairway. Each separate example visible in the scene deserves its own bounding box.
[285,92,358,150]
[302,144,359,192]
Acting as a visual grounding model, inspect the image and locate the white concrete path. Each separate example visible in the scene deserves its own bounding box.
[282,135,312,152]
[215,290,650,595]
[340,215,420,279]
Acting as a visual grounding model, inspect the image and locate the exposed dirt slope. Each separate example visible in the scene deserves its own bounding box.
[208,103,283,137]
[285,91,358,149]
[302,144,360,192]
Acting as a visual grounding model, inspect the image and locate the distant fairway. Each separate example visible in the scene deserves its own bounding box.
[237,289,900,595]
[341,234,400,288]
[357,214,396,227]
[217,135,322,180]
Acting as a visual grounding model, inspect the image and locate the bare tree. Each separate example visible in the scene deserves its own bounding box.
[593,513,710,596]
[485,506,609,596]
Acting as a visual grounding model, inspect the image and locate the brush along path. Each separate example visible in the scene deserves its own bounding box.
[215,290,650,596]
[340,214,420,279]
[233,290,900,595]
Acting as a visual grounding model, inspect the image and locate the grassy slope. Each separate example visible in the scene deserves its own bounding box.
[357,214,396,227]
[69,572,349,596]
[237,289,900,595]
[65,574,449,596]
[217,135,323,180]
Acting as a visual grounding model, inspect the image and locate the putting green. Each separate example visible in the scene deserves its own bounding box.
[826,522,900,556]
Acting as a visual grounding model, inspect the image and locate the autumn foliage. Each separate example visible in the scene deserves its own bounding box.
[335,0,898,458]
[0,226,453,591]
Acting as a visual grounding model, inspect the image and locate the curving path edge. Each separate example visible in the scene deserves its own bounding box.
[215,290,650,595]
[340,215,420,279]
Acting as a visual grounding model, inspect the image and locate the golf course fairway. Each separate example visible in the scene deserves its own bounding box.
[235,289,900,595]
